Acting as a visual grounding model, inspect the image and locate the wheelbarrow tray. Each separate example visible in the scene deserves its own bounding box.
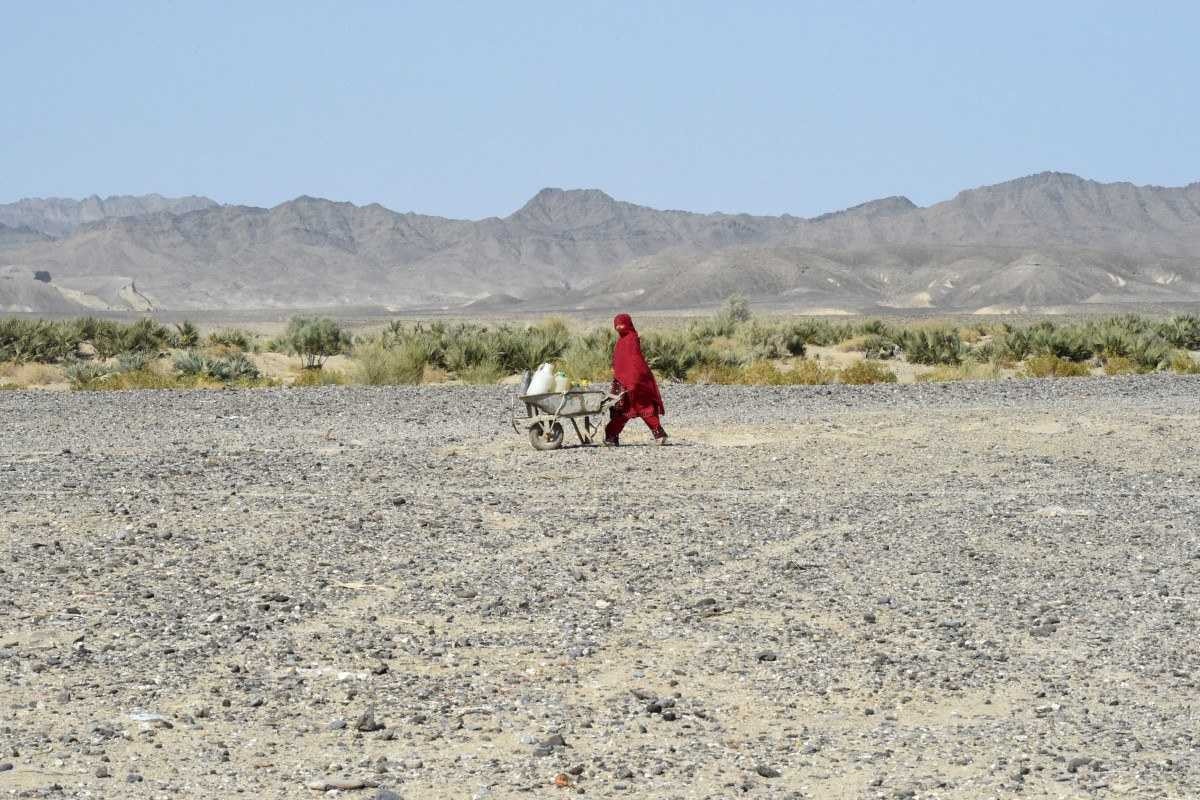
[519,389,611,417]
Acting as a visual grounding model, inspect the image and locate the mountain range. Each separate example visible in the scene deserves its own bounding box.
[2,173,1199,314]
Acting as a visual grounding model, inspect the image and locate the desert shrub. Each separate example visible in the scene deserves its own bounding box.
[171,321,201,348]
[853,319,895,338]
[841,333,898,360]
[899,328,964,365]
[118,318,170,355]
[1168,351,1200,374]
[1125,336,1175,372]
[1026,323,1093,362]
[838,360,898,385]
[205,354,260,381]
[684,295,753,342]
[286,317,351,369]
[1157,315,1200,350]
[172,350,260,382]
[353,339,428,385]
[642,331,730,380]
[1022,355,1091,378]
[796,319,854,346]
[492,323,570,373]
[0,319,78,363]
[967,340,1001,364]
[995,328,1032,361]
[442,333,500,375]
[207,328,257,352]
[737,320,805,359]
[560,328,614,381]
[958,326,985,345]
[64,361,114,389]
[174,350,207,376]
[722,293,752,325]
[116,351,151,372]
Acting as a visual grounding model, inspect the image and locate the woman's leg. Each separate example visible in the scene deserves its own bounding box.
[604,408,630,443]
[640,411,667,441]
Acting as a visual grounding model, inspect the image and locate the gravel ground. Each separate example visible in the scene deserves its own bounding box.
[2,377,1199,799]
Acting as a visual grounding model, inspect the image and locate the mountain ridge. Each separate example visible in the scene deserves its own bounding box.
[2,173,1199,313]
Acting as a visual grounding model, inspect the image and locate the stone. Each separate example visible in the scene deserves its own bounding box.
[355,708,386,733]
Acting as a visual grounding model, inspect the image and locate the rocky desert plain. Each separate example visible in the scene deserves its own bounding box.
[2,375,1198,800]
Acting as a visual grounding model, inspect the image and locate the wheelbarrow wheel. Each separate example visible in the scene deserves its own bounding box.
[529,422,564,451]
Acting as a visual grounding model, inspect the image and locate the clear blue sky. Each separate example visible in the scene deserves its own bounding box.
[3,1,1197,219]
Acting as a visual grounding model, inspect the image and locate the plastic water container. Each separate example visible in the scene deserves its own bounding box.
[527,363,555,395]
[553,371,569,393]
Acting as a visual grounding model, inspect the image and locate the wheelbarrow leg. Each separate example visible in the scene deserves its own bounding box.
[569,417,588,445]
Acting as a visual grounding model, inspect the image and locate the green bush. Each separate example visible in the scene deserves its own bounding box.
[0,319,77,363]
[116,351,151,372]
[899,328,964,365]
[1157,315,1200,350]
[207,328,257,352]
[286,317,351,369]
[493,324,570,373]
[560,328,614,381]
[171,321,201,349]
[174,350,207,376]
[172,350,260,382]
[642,331,729,380]
[64,361,114,388]
[206,354,260,381]
[1027,324,1093,362]
[736,320,807,359]
[859,333,898,360]
[353,340,428,385]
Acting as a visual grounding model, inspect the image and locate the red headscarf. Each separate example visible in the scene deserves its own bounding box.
[611,313,664,417]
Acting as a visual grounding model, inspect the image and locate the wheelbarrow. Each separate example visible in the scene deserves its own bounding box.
[511,389,622,450]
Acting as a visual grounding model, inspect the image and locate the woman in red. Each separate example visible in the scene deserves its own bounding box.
[605,313,667,446]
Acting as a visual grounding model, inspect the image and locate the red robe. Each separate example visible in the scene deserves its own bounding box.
[609,314,665,435]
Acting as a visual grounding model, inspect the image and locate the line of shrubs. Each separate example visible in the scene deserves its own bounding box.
[4,301,1200,390]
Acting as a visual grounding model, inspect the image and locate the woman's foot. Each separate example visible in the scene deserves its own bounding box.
[654,429,668,446]
[603,437,620,447]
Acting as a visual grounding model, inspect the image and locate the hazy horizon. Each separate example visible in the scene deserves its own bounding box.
[3,2,1198,219]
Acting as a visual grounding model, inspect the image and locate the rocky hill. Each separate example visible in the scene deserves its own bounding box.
[2,174,1198,313]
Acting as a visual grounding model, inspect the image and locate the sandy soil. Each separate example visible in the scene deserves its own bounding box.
[2,378,1198,799]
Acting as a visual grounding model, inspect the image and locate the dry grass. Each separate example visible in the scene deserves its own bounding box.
[1169,352,1200,375]
[837,360,898,385]
[917,362,1007,383]
[686,359,840,385]
[291,368,348,387]
[1103,356,1143,376]
[75,369,277,391]
[0,362,65,387]
[836,335,870,353]
[1021,355,1092,379]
